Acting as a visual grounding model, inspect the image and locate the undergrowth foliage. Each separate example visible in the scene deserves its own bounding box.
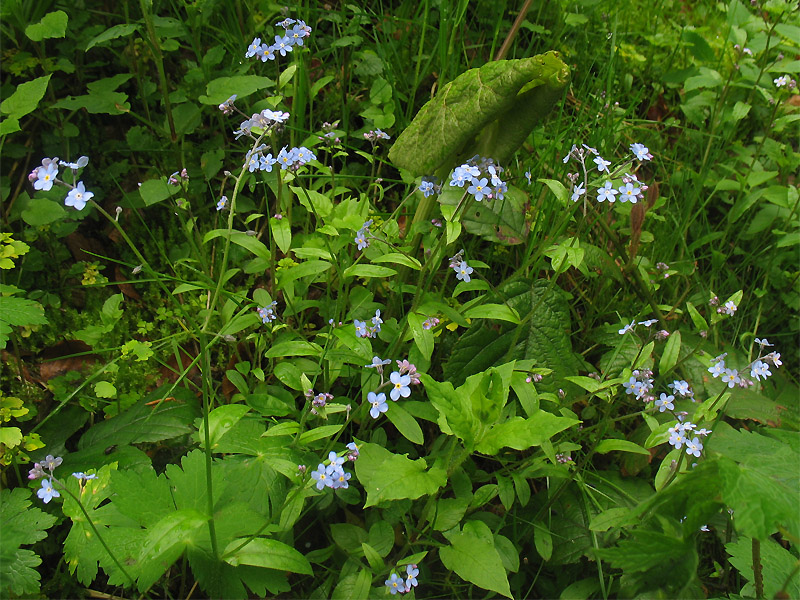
[1,1,798,599]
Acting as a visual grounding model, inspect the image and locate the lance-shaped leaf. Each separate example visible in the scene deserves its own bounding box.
[389,52,570,176]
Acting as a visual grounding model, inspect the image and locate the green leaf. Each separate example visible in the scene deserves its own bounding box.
[475,411,579,454]
[659,330,681,374]
[463,303,520,323]
[78,390,200,450]
[594,439,650,456]
[588,507,633,532]
[264,340,322,358]
[449,184,531,244]
[685,301,708,331]
[343,264,397,279]
[371,252,421,270]
[271,216,291,253]
[538,178,569,206]
[0,296,48,328]
[94,381,117,399]
[445,279,582,394]
[277,260,331,288]
[332,569,372,600]
[52,75,133,115]
[389,53,570,175]
[726,537,800,599]
[199,75,275,105]
[25,10,68,41]
[292,186,333,218]
[21,197,67,225]
[298,424,342,445]
[139,178,180,206]
[204,404,251,449]
[137,509,209,590]
[203,229,271,262]
[355,442,446,507]
[533,523,553,561]
[385,402,424,444]
[223,538,312,574]
[86,23,140,51]
[406,312,433,361]
[439,520,512,598]
[0,75,51,119]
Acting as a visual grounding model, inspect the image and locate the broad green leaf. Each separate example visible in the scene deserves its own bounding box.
[385,401,424,445]
[139,178,179,205]
[726,537,800,600]
[223,538,312,574]
[594,439,650,456]
[406,312,433,361]
[52,75,133,114]
[137,509,209,590]
[199,75,275,105]
[271,215,291,253]
[685,301,708,331]
[78,390,200,450]
[389,53,570,175]
[292,186,333,218]
[298,424,342,445]
[443,184,531,244]
[25,10,68,41]
[659,330,681,374]
[203,229,271,262]
[265,340,322,358]
[371,252,421,270]
[596,530,695,576]
[204,404,251,449]
[538,178,570,206]
[86,23,139,51]
[589,507,635,532]
[534,523,553,561]
[21,197,67,225]
[0,75,51,119]
[343,264,397,279]
[463,303,520,323]
[332,568,372,600]
[277,260,331,287]
[355,442,446,507]
[440,520,512,598]
[475,412,579,455]
[445,279,582,394]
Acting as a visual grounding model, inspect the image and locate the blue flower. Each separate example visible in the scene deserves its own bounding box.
[618,320,635,335]
[593,155,611,172]
[405,564,419,588]
[668,380,691,396]
[385,573,404,595]
[245,37,262,58]
[37,479,60,503]
[454,261,473,282]
[72,472,97,480]
[354,230,369,250]
[685,437,703,458]
[354,319,368,337]
[35,163,58,191]
[365,356,391,369]
[260,153,277,172]
[655,393,674,413]
[571,182,586,203]
[389,372,411,401]
[216,196,227,211]
[467,177,490,201]
[259,43,276,62]
[368,392,388,418]
[721,368,741,388]
[617,182,640,203]
[419,180,435,197]
[329,467,351,489]
[449,167,469,187]
[328,451,345,469]
[273,35,294,56]
[65,182,93,210]
[311,463,332,490]
[596,181,618,203]
[750,360,772,381]
[630,143,652,161]
[277,147,293,169]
